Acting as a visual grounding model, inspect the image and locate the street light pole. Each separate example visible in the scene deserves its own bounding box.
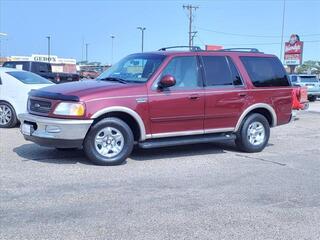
[46,36,51,62]
[137,27,146,52]
[110,35,115,65]
[85,43,89,63]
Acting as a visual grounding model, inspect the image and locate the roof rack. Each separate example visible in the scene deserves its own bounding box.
[218,48,261,53]
[157,46,263,53]
[158,46,202,51]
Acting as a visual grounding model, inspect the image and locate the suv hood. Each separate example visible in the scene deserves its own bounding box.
[34,80,142,101]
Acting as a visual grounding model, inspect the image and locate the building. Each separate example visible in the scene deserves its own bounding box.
[5,54,77,73]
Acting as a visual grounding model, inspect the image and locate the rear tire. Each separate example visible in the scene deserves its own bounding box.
[83,117,134,166]
[0,102,18,128]
[235,113,270,153]
[308,95,317,102]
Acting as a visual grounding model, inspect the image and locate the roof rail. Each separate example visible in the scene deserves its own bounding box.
[218,48,261,53]
[158,46,202,51]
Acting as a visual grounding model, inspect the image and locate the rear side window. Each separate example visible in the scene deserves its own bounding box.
[240,56,289,87]
[201,56,243,87]
[3,61,30,71]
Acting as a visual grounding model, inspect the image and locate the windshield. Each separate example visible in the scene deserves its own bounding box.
[300,76,318,83]
[7,71,52,84]
[97,54,165,83]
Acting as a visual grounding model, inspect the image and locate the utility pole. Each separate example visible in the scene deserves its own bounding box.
[85,43,89,63]
[137,27,146,52]
[46,36,51,62]
[280,0,286,62]
[183,4,199,49]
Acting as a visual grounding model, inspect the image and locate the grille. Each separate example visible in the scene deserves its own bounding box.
[29,99,52,114]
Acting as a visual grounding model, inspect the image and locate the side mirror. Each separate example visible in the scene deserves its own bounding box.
[158,75,176,89]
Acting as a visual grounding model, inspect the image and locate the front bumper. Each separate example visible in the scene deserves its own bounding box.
[18,113,93,148]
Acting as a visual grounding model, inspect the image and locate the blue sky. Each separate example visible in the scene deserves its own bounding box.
[0,0,319,64]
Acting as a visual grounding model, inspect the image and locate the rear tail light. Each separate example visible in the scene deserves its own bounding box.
[296,88,301,101]
[55,74,60,82]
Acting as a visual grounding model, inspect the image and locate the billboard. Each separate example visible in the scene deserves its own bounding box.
[284,34,303,66]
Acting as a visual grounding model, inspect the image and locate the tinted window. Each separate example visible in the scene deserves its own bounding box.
[3,61,30,71]
[299,76,318,83]
[202,56,242,87]
[241,57,290,87]
[290,75,298,82]
[7,71,52,84]
[227,57,243,86]
[159,56,200,89]
[38,63,50,73]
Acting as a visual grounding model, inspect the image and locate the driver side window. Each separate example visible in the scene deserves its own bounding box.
[159,56,200,90]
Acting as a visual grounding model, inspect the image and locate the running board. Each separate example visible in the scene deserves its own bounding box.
[139,133,236,149]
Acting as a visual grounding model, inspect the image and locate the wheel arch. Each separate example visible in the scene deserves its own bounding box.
[235,103,277,132]
[90,106,147,141]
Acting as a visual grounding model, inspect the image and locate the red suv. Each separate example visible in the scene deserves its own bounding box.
[19,47,293,165]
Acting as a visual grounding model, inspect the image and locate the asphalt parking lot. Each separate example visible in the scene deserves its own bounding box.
[1,102,320,240]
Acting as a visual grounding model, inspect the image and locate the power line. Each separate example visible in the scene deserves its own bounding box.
[221,40,320,46]
[183,4,199,48]
[197,26,320,38]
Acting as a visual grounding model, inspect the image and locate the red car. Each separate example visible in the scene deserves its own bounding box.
[19,47,293,166]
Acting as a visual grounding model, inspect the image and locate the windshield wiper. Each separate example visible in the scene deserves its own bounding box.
[98,77,128,84]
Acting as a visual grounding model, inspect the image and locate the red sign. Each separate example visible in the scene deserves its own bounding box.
[285,41,303,54]
[205,45,223,51]
[284,34,303,65]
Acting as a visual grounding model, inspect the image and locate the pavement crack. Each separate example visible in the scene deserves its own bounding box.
[235,154,286,166]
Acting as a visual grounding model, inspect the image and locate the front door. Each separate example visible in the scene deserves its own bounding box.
[148,56,205,137]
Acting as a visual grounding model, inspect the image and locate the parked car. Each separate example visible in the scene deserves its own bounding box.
[2,61,80,84]
[288,74,320,101]
[79,70,100,79]
[0,67,53,128]
[19,47,293,166]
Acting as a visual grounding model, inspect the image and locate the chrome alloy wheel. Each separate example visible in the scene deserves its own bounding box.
[247,121,265,146]
[94,127,124,158]
[0,104,12,126]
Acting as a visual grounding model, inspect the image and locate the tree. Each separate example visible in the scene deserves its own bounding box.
[296,60,320,75]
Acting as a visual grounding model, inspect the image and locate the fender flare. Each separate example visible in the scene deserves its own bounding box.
[91,106,147,141]
[235,103,277,132]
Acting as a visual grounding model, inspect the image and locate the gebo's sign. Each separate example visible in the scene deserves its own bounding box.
[32,54,57,63]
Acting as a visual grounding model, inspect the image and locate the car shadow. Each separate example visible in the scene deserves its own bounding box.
[13,143,91,165]
[130,140,237,161]
[13,140,243,165]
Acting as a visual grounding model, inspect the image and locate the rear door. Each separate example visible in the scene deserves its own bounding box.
[148,56,205,137]
[201,55,247,131]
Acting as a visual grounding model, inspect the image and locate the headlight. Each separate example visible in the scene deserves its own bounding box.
[53,102,85,116]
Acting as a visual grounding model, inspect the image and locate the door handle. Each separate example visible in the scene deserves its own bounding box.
[238,93,247,97]
[188,94,200,100]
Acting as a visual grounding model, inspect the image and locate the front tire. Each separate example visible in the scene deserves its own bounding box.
[83,117,134,166]
[235,113,270,153]
[0,102,18,128]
